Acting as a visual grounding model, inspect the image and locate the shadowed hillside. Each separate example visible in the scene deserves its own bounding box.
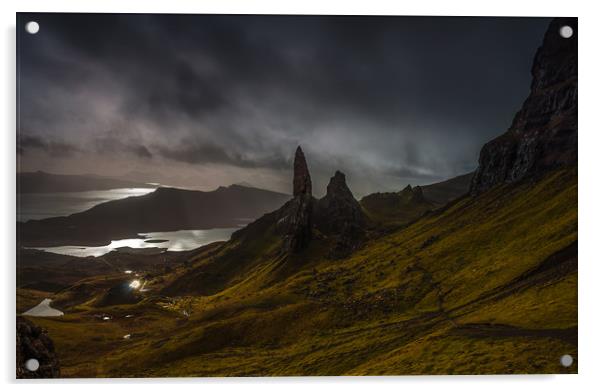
[421,172,473,205]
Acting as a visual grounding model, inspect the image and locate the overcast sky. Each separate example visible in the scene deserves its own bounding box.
[17,13,550,197]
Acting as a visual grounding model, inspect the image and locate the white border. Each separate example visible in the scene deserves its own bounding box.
[2,0,601,391]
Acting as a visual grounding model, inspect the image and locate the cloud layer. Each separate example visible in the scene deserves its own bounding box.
[17,14,550,196]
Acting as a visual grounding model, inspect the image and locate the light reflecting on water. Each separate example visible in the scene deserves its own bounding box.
[30,228,238,257]
[18,187,156,222]
[22,298,64,317]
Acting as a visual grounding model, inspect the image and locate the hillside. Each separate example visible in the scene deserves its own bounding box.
[18,184,290,246]
[17,171,153,193]
[20,17,577,377]
[360,185,435,227]
[29,165,576,376]
[421,172,473,204]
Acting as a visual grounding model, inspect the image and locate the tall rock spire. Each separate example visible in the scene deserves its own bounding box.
[279,146,313,253]
[293,146,312,197]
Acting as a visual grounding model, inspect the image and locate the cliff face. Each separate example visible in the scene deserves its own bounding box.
[315,171,366,258]
[471,17,577,194]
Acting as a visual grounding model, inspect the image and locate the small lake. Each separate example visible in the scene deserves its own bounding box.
[30,228,238,257]
[18,187,156,222]
[22,298,64,317]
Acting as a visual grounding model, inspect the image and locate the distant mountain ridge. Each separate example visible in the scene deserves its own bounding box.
[18,184,290,247]
[17,171,154,193]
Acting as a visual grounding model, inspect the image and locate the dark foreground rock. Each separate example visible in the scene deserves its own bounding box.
[471,17,577,194]
[16,316,60,378]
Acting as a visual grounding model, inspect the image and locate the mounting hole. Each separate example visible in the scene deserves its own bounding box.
[559,25,573,39]
[25,21,40,34]
[560,354,574,367]
[25,358,40,371]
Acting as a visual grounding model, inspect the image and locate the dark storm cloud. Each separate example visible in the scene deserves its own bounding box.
[153,139,289,169]
[17,13,551,194]
[17,134,79,157]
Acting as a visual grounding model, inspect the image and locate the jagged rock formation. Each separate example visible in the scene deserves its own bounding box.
[471,17,577,194]
[16,317,60,378]
[277,149,367,257]
[402,184,426,204]
[360,184,435,225]
[279,146,314,253]
[315,171,366,258]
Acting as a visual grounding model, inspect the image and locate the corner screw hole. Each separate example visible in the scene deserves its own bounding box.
[25,21,40,35]
[559,25,573,39]
[560,354,573,367]
[25,358,40,371]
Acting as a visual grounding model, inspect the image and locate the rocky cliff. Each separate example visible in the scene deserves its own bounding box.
[315,171,367,258]
[275,147,367,256]
[471,17,577,194]
[279,146,314,253]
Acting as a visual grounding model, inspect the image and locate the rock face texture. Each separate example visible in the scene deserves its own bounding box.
[315,171,366,258]
[16,317,60,378]
[293,146,312,197]
[279,146,314,253]
[471,17,577,194]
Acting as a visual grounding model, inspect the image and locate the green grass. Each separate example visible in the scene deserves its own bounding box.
[26,167,577,377]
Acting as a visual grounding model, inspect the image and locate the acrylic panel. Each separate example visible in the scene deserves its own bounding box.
[16,13,577,378]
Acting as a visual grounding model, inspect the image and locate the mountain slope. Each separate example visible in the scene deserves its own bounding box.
[25,17,577,377]
[31,166,576,376]
[17,171,153,193]
[359,172,472,229]
[18,184,290,246]
[360,185,434,226]
[421,172,473,204]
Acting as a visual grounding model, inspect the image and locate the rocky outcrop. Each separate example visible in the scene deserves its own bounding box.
[315,171,366,258]
[272,148,367,257]
[399,184,427,204]
[16,317,60,378]
[279,146,314,253]
[471,17,577,194]
[360,184,435,226]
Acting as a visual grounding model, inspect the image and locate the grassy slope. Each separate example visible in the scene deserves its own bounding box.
[360,186,435,228]
[29,168,577,376]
